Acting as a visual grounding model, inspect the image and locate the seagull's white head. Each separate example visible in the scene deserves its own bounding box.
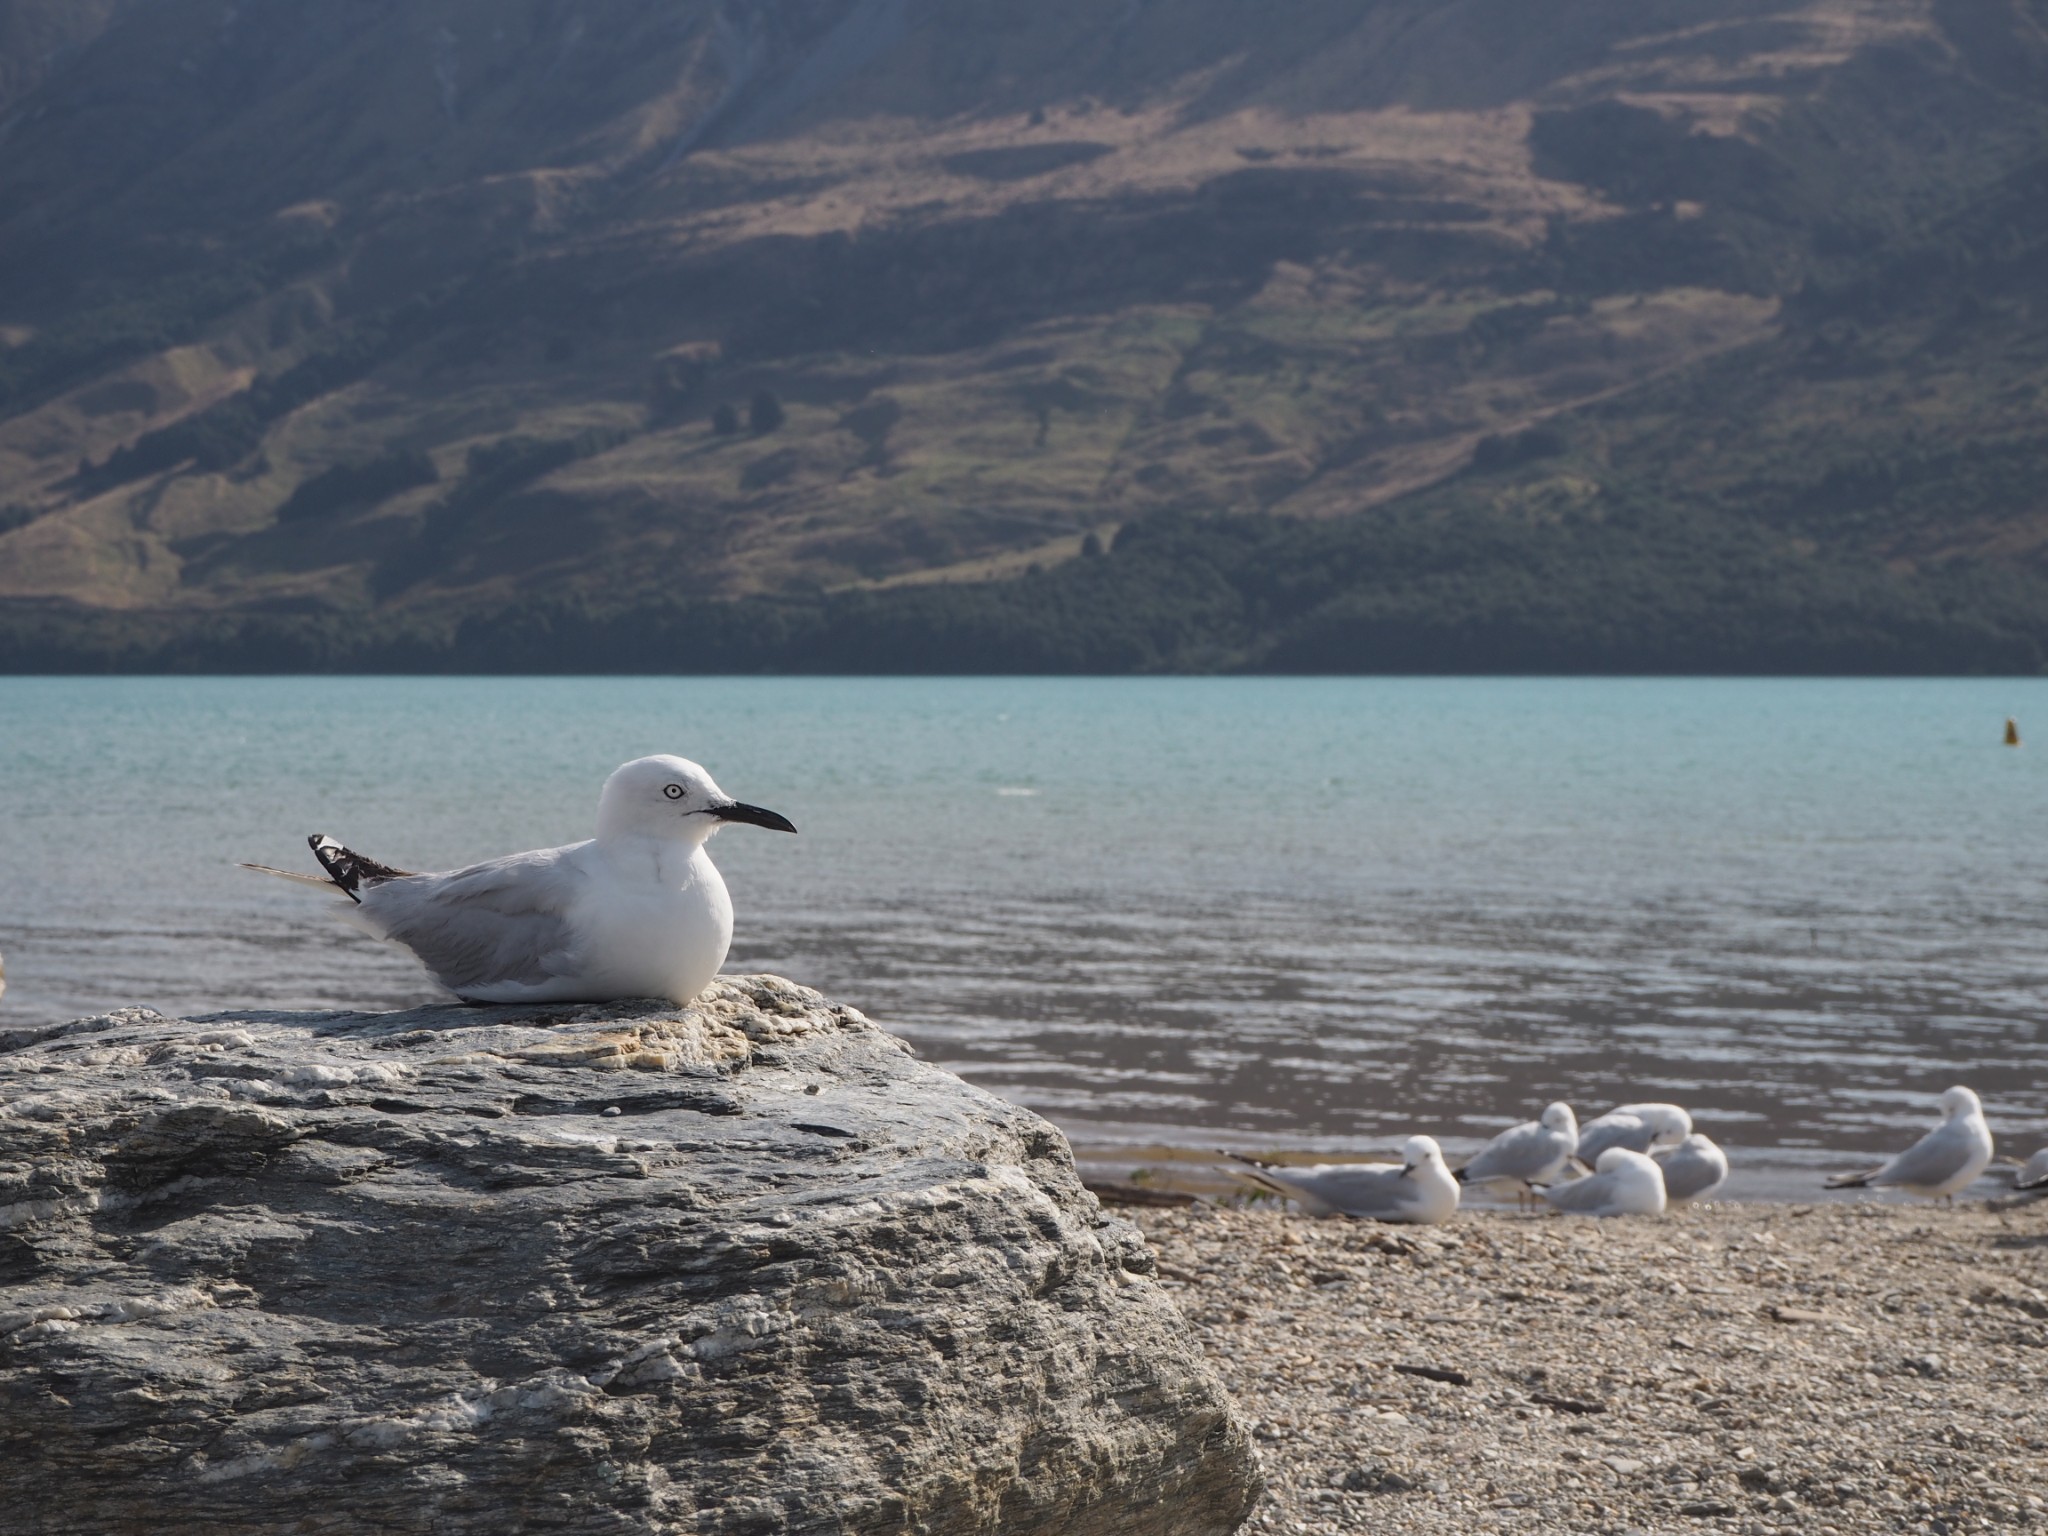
[1939,1085,1982,1120]
[595,755,797,844]
[1402,1135,1445,1171]
[1541,1102,1577,1137]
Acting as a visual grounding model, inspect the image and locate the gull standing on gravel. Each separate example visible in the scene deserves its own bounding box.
[1654,1133,1730,1204]
[1225,1136,1460,1225]
[242,755,796,1005]
[1576,1103,1693,1163]
[1824,1087,1994,1203]
[1455,1102,1579,1203]
[1539,1147,1667,1217]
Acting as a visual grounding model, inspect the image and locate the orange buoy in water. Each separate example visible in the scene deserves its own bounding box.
[2006,717,2021,747]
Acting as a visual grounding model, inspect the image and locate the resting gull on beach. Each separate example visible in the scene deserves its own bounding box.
[1455,1102,1578,1202]
[1824,1086,1993,1203]
[1539,1147,1667,1217]
[1225,1136,1459,1225]
[2015,1148,2048,1193]
[1576,1103,1693,1162]
[1653,1132,1730,1204]
[242,754,795,1006]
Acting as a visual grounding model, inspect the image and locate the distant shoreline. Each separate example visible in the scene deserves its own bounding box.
[9,511,2048,676]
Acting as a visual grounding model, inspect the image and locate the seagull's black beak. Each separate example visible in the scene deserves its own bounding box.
[712,801,798,834]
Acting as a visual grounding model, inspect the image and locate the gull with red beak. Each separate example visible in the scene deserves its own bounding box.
[243,754,795,1005]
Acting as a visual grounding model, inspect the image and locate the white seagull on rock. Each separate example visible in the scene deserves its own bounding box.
[243,754,795,1006]
[1825,1086,1994,1204]
[1225,1136,1460,1225]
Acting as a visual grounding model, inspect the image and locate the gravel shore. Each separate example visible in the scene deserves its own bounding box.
[1128,1198,2048,1535]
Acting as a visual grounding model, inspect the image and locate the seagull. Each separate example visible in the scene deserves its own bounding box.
[2016,1148,2048,1193]
[1824,1086,1994,1203]
[1538,1147,1666,1217]
[1654,1133,1729,1204]
[1224,1136,1460,1225]
[1456,1102,1578,1204]
[1576,1102,1692,1162]
[241,755,795,1005]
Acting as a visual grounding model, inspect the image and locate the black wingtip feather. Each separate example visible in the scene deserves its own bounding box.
[307,834,413,903]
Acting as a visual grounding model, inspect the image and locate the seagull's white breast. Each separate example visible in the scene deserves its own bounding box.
[569,837,734,1005]
[1406,1159,1461,1225]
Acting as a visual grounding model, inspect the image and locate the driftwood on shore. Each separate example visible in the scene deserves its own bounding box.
[0,979,1259,1536]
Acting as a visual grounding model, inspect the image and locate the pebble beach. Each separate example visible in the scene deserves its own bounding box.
[1129,1198,2048,1535]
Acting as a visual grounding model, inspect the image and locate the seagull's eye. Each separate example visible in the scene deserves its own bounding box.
[663,784,686,800]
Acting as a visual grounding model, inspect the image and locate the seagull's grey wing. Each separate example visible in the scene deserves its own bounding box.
[1577,1116,1651,1161]
[1542,1170,1618,1215]
[1245,1171,1409,1220]
[1659,1143,1728,1201]
[358,846,588,995]
[1283,1163,1419,1219]
[1875,1118,1978,1189]
[1464,1123,1560,1182]
[2017,1149,2048,1191]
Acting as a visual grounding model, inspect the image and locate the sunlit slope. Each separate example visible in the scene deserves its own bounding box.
[0,0,2045,621]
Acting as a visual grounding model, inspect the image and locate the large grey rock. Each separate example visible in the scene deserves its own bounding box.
[0,977,1258,1535]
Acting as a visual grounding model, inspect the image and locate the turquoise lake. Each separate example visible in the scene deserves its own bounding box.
[2,675,2044,1197]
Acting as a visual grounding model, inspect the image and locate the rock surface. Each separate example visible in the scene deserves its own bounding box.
[0,976,1258,1536]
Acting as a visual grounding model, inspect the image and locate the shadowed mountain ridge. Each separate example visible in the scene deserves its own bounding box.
[2,0,2046,668]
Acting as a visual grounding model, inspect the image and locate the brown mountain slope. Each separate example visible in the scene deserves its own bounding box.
[0,0,2045,623]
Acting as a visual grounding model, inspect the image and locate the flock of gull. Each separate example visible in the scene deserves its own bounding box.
[1227,1087,2048,1224]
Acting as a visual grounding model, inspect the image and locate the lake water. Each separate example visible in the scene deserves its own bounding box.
[2,675,2044,1199]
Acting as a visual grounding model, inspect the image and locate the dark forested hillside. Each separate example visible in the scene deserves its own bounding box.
[10,508,2047,675]
[2,0,2047,670]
